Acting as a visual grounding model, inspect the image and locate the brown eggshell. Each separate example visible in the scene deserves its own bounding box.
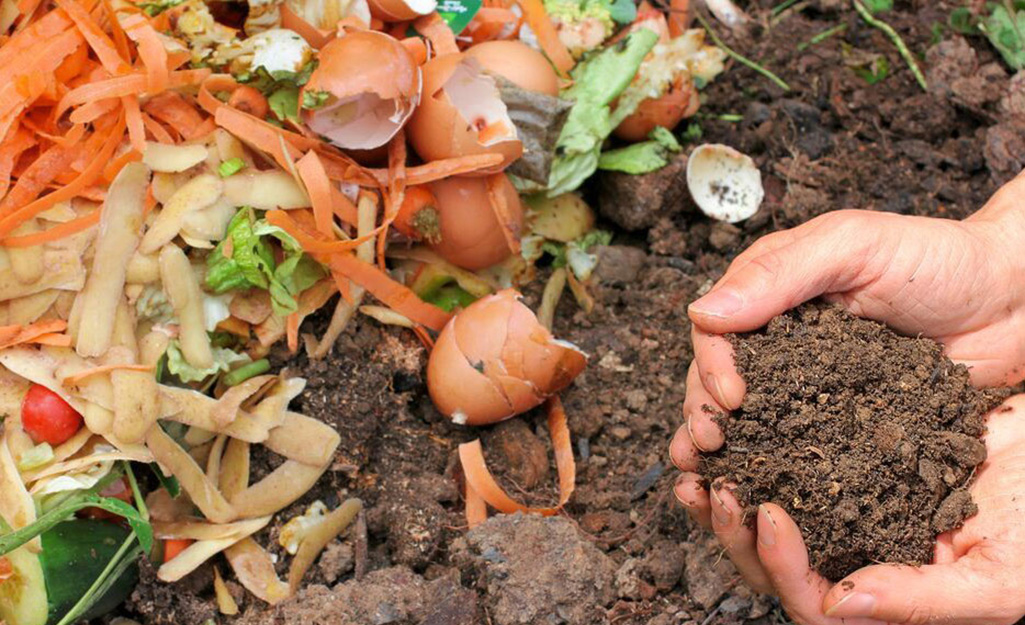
[427,290,586,426]
[464,41,560,96]
[613,77,695,142]
[428,173,523,271]
[407,54,523,173]
[367,0,435,21]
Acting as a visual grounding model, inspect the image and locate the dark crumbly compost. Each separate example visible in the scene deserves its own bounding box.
[701,302,1005,582]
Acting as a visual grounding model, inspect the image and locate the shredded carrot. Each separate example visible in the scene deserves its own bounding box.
[62,362,154,385]
[55,68,211,120]
[102,149,142,182]
[329,187,359,227]
[458,396,575,518]
[413,13,459,56]
[0,127,36,200]
[464,483,487,528]
[329,254,451,331]
[0,9,73,76]
[0,113,125,238]
[69,98,120,124]
[54,40,90,83]
[1,208,99,247]
[27,333,74,347]
[101,0,131,61]
[295,151,335,237]
[266,210,379,255]
[56,0,129,74]
[123,95,147,153]
[141,112,175,143]
[367,153,505,186]
[0,143,77,217]
[514,0,574,76]
[285,313,299,354]
[143,92,206,139]
[0,28,84,126]
[486,174,521,255]
[0,319,70,350]
[412,325,435,351]
[123,13,170,93]
[377,131,407,269]
[214,106,303,172]
[216,316,251,338]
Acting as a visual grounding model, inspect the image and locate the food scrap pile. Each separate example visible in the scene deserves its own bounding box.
[0,0,730,621]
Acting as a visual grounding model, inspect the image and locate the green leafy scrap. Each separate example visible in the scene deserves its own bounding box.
[851,55,890,84]
[135,0,183,16]
[218,158,246,178]
[597,126,683,174]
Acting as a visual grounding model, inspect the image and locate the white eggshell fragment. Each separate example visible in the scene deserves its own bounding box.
[686,143,763,223]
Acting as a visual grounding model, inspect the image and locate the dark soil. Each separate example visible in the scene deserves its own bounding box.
[701,302,1003,581]
[125,1,1023,624]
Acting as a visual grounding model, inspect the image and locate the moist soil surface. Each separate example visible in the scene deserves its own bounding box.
[701,302,1002,582]
[126,1,1023,624]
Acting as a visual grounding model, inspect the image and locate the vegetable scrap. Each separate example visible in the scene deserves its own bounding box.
[0,0,735,619]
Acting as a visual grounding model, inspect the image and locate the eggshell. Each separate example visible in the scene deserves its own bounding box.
[427,290,586,425]
[367,0,435,21]
[428,173,523,270]
[686,143,764,223]
[302,30,422,150]
[407,54,522,173]
[613,76,695,142]
[465,41,559,96]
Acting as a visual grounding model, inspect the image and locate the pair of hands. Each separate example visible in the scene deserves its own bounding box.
[670,172,1025,625]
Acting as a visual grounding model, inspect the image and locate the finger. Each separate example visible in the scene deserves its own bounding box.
[691,326,745,411]
[674,472,712,529]
[821,553,1020,624]
[669,420,701,471]
[710,484,772,593]
[688,211,885,335]
[756,504,879,625]
[682,358,729,449]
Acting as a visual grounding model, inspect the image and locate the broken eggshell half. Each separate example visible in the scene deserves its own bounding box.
[301,30,422,151]
[367,0,436,22]
[427,289,587,426]
[686,143,763,223]
[407,54,523,174]
[428,173,524,271]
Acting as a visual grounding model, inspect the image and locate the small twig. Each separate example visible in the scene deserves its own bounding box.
[852,0,928,92]
[696,12,791,92]
[353,509,368,581]
[798,23,848,50]
[771,0,801,16]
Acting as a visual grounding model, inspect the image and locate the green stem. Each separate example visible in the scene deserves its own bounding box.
[798,23,848,50]
[55,537,143,625]
[123,461,149,521]
[852,0,928,91]
[696,13,792,92]
[222,358,271,386]
[772,0,802,16]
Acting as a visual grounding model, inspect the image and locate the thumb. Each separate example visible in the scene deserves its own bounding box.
[822,555,1019,624]
[688,211,883,334]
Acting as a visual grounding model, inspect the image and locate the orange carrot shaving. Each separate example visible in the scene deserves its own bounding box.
[55,68,210,120]
[27,333,74,347]
[266,209,380,255]
[226,85,269,120]
[458,396,575,517]
[123,95,147,153]
[0,143,76,216]
[62,363,155,385]
[0,113,125,238]
[0,320,70,350]
[56,0,129,74]
[123,13,170,93]
[296,151,335,236]
[329,254,451,331]
[143,92,207,139]
[280,4,331,49]
[0,127,36,200]
[486,174,521,255]
[0,10,73,76]
[1,208,99,247]
[367,153,504,187]
[667,0,692,37]
[464,483,487,528]
[101,0,131,61]
[54,40,90,83]
[214,106,303,172]
[141,112,175,143]
[515,0,574,76]
[102,149,142,182]
[329,187,359,227]
[216,316,251,338]
[69,98,120,124]
[413,13,459,56]
[412,325,435,351]
[0,28,84,128]
[377,131,407,269]
[286,313,299,354]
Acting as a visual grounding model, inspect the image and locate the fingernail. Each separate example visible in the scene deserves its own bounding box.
[686,414,709,453]
[706,374,730,408]
[690,288,744,319]
[710,487,731,526]
[825,592,876,618]
[757,505,776,547]
[673,474,696,507]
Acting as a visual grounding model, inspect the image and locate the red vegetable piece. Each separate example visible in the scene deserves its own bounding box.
[21,383,84,446]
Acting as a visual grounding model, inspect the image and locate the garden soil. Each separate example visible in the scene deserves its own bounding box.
[126,1,1022,623]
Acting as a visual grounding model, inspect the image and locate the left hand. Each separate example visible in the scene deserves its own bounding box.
[673,394,1025,625]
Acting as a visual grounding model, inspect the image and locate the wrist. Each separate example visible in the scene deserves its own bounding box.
[965,175,1025,275]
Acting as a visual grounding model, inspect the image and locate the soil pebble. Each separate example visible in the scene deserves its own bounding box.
[701,302,1005,581]
[452,513,616,625]
[597,153,691,231]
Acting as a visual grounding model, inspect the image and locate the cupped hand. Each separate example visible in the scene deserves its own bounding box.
[677,395,1025,625]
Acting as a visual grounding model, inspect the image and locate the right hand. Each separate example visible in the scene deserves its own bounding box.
[669,172,1025,592]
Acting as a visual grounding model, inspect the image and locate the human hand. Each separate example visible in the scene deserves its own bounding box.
[675,395,1025,625]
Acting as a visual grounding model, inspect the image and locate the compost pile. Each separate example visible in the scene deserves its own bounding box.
[702,302,1006,581]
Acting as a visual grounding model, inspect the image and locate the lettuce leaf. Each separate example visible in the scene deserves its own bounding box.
[598,126,682,174]
[165,340,251,383]
[206,208,326,316]
[547,29,659,196]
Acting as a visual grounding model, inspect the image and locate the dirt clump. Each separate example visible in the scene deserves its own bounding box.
[702,302,1005,581]
[452,513,616,625]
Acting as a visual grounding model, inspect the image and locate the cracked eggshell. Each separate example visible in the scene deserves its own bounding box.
[427,290,587,426]
[302,30,421,151]
[367,0,436,21]
[407,54,523,174]
[428,173,523,271]
[686,143,763,223]
[464,41,560,96]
